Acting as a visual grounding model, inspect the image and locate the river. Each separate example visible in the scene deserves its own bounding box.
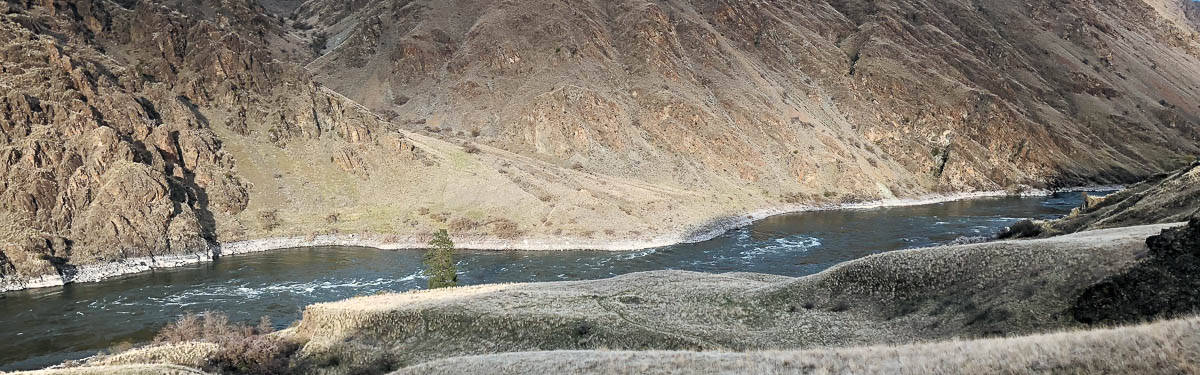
[0,192,1101,370]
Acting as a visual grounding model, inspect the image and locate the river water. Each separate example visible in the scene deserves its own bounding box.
[0,192,1100,370]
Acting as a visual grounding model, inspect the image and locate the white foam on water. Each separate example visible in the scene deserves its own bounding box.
[618,248,658,260]
[739,236,822,260]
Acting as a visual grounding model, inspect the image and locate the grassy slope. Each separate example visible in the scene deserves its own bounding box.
[280,223,1178,373]
[397,315,1200,374]
[1047,161,1200,234]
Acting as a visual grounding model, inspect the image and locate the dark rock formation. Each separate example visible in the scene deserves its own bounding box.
[1072,217,1200,325]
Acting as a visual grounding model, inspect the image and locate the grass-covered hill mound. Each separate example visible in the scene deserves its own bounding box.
[38,222,1181,374]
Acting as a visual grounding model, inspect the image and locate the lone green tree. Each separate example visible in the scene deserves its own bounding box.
[424,229,457,289]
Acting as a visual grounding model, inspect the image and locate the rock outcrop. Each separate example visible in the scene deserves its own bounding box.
[1072,217,1200,325]
[0,0,392,289]
[1046,160,1200,234]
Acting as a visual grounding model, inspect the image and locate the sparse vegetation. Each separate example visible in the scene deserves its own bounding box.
[258,210,281,231]
[274,224,1178,374]
[462,143,481,154]
[155,312,299,375]
[449,218,478,232]
[394,95,410,106]
[491,219,521,239]
[309,32,328,54]
[424,229,457,289]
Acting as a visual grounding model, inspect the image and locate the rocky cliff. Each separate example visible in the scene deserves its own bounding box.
[297,0,1200,193]
[2,0,1200,289]
[0,0,392,287]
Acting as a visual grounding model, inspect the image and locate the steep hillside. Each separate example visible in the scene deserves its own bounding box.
[0,0,377,283]
[2,0,1200,290]
[297,0,1200,198]
[1045,159,1199,234]
[0,0,647,290]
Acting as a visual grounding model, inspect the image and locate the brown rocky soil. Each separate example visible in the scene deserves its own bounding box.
[1,0,1200,288]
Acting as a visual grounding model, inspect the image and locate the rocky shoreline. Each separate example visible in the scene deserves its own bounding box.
[0,187,1118,293]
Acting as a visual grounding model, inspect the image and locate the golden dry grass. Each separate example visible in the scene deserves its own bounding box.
[396,315,1200,374]
[9,364,206,375]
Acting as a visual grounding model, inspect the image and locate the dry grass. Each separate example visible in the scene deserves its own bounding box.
[15,364,207,375]
[1048,161,1200,234]
[87,342,219,369]
[396,316,1200,374]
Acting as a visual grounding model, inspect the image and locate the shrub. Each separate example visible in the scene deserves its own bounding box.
[491,219,521,239]
[258,210,281,231]
[156,313,299,375]
[309,32,328,53]
[462,143,481,154]
[449,218,478,232]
